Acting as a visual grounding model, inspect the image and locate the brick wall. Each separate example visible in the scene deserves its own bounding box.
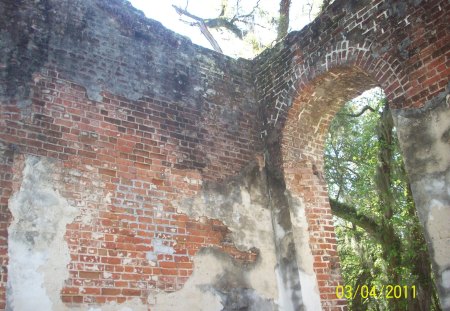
[0,0,264,308]
[1,66,261,306]
[253,0,448,309]
[0,0,448,309]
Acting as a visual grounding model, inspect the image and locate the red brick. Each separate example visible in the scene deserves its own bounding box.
[101,288,121,296]
[79,271,101,279]
[98,168,117,177]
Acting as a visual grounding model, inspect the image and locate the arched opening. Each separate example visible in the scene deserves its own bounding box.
[280,66,381,310]
[279,63,446,310]
[324,87,439,310]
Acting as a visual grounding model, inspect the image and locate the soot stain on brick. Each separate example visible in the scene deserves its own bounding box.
[172,64,190,101]
[1,0,254,106]
[196,248,276,311]
[175,161,269,221]
[0,0,51,100]
[398,37,412,60]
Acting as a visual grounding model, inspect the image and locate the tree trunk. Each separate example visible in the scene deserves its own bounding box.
[375,103,404,310]
[277,0,291,40]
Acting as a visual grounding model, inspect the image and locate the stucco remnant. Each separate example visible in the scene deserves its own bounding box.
[392,93,450,310]
[7,156,78,311]
[151,248,275,311]
[286,194,322,311]
[174,163,280,306]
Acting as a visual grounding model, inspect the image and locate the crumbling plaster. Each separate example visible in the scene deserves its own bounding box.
[173,163,279,301]
[6,156,151,311]
[151,249,275,311]
[7,156,77,311]
[286,194,322,311]
[392,93,450,310]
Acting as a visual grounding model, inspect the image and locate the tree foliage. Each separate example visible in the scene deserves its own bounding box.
[325,88,441,310]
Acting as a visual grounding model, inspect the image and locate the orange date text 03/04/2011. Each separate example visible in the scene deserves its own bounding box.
[335,285,417,300]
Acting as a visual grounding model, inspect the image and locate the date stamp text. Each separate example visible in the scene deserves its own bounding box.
[336,285,416,299]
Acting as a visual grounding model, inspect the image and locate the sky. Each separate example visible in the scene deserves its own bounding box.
[127,0,323,58]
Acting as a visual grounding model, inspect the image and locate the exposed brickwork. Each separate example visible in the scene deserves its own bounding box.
[255,0,448,120]
[0,0,265,305]
[253,0,448,309]
[0,69,260,306]
[281,69,376,310]
[0,0,448,309]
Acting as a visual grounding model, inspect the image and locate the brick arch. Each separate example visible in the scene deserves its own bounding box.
[1,0,448,309]
[264,38,407,129]
[279,58,403,310]
[282,44,406,158]
[293,41,405,106]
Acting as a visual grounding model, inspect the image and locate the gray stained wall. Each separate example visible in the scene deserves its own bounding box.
[0,0,448,310]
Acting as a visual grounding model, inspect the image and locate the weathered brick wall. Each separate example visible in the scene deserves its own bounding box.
[0,0,269,309]
[0,0,448,310]
[253,0,449,309]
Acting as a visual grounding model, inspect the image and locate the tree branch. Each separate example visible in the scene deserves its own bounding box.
[277,0,291,40]
[204,18,243,38]
[197,22,223,53]
[173,5,224,52]
[329,198,403,261]
[173,5,244,39]
[235,0,261,20]
[337,105,376,118]
[329,198,383,243]
[173,5,202,21]
[321,0,332,11]
[219,0,227,17]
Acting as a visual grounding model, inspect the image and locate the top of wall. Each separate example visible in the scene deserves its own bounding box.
[1,0,447,117]
[0,0,254,109]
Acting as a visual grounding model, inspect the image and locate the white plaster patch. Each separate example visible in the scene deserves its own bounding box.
[7,245,52,310]
[442,270,450,289]
[152,238,175,255]
[123,258,134,266]
[288,197,314,274]
[271,215,305,310]
[80,299,146,311]
[394,102,450,307]
[299,271,322,311]
[426,199,450,264]
[275,266,295,311]
[287,195,321,310]
[150,252,224,311]
[7,156,78,311]
[146,251,157,261]
[428,110,450,173]
[103,272,113,279]
[173,174,278,300]
[104,192,113,204]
